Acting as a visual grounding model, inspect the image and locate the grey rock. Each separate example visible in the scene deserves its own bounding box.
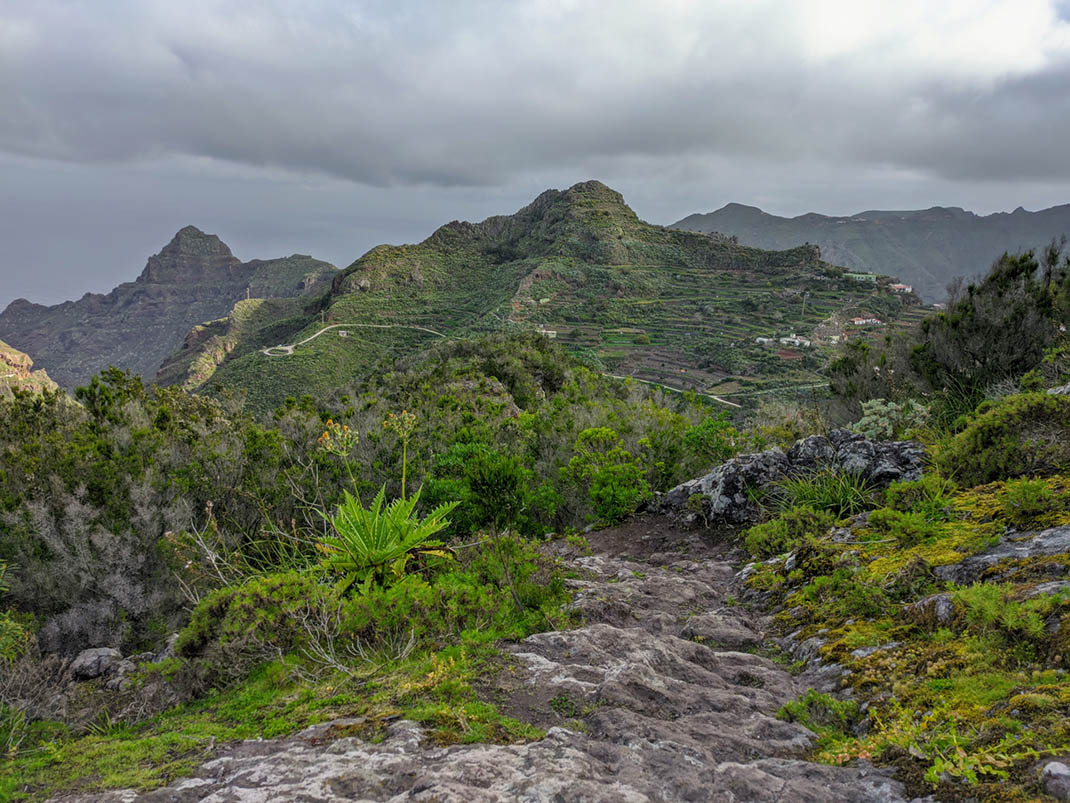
[69,647,122,681]
[793,636,826,664]
[1049,382,1070,396]
[663,448,791,525]
[935,526,1070,584]
[74,717,914,802]
[850,642,901,660]
[154,633,179,662]
[905,593,956,627]
[1042,761,1070,800]
[664,431,925,526]
[1023,580,1070,600]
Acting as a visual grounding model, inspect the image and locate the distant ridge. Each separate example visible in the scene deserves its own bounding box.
[0,227,337,389]
[672,202,1070,302]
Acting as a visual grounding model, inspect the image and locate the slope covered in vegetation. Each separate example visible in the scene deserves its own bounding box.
[180,181,914,411]
[741,245,1070,800]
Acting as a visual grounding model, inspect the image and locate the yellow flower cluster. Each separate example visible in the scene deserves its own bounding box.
[383,409,417,441]
[318,418,359,456]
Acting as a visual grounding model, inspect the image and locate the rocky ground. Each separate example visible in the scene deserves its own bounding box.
[62,515,927,802]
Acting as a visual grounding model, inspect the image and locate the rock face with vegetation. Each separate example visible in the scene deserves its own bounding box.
[0,339,56,394]
[178,181,915,412]
[673,201,1070,302]
[0,226,336,389]
[661,430,924,525]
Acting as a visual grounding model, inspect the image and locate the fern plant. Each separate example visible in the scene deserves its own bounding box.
[318,486,458,593]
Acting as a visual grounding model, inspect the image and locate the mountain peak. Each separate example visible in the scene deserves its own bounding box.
[161,225,234,258]
[138,227,242,284]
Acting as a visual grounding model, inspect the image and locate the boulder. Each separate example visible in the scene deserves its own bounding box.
[1042,761,1070,800]
[662,431,925,526]
[935,526,1070,585]
[905,593,956,629]
[69,647,122,681]
[787,430,925,487]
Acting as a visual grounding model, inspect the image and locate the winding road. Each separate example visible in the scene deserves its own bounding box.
[261,323,446,357]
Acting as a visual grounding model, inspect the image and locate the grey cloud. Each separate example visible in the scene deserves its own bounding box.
[3,1,1070,311]
[2,1,1070,187]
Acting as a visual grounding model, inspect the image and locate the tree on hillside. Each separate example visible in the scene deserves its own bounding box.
[830,242,1070,419]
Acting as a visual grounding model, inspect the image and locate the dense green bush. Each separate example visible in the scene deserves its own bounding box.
[998,478,1070,529]
[682,412,741,469]
[865,508,940,548]
[175,535,567,687]
[883,474,955,522]
[936,393,1070,485]
[562,427,651,525]
[743,506,836,559]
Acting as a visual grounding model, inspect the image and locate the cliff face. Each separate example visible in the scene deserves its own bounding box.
[0,227,336,389]
[0,339,57,393]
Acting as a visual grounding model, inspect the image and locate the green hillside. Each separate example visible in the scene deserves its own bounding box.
[184,181,916,411]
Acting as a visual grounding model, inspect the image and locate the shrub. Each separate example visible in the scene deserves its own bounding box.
[998,478,1070,529]
[683,412,741,469]
[175,571,334,686]
[936,393,1070,485]
[778,689,859,740]
[865,508,940,548]
[794,568,890,622]
[318,486,458,593]
[772,469,877,518]
[884,474,956,522]
[562,428,650,525]
[851,398,931,440]
[743,506,836,559]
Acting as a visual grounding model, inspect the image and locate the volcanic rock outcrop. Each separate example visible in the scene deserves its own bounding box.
[0,227,335,389]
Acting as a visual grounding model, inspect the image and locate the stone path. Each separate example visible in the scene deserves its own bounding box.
[71,516,921,802]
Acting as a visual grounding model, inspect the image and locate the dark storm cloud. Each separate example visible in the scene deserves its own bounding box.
[2,1,1070,311]
[3,0,1070,187]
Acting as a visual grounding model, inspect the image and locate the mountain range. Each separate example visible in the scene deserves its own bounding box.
[672,203,1070,302]
[0,227,336,389]
[164,181,912,411]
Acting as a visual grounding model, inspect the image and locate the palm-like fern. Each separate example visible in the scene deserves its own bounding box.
[318,485,458,593]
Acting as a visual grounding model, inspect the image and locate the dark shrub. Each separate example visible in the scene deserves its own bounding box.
[937,393,1070,485]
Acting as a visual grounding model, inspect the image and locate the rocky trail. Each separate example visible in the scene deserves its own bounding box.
[70,514,926,803]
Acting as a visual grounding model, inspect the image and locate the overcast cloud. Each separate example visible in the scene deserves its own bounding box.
[3,0,1070,309]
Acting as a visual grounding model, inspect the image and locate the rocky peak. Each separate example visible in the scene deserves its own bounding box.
[137,226,243,284]
[0,339,32,376]
[425,180,642,250]
[0,339,57,392]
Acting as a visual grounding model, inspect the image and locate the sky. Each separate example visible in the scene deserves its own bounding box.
[3,0,1070,309]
